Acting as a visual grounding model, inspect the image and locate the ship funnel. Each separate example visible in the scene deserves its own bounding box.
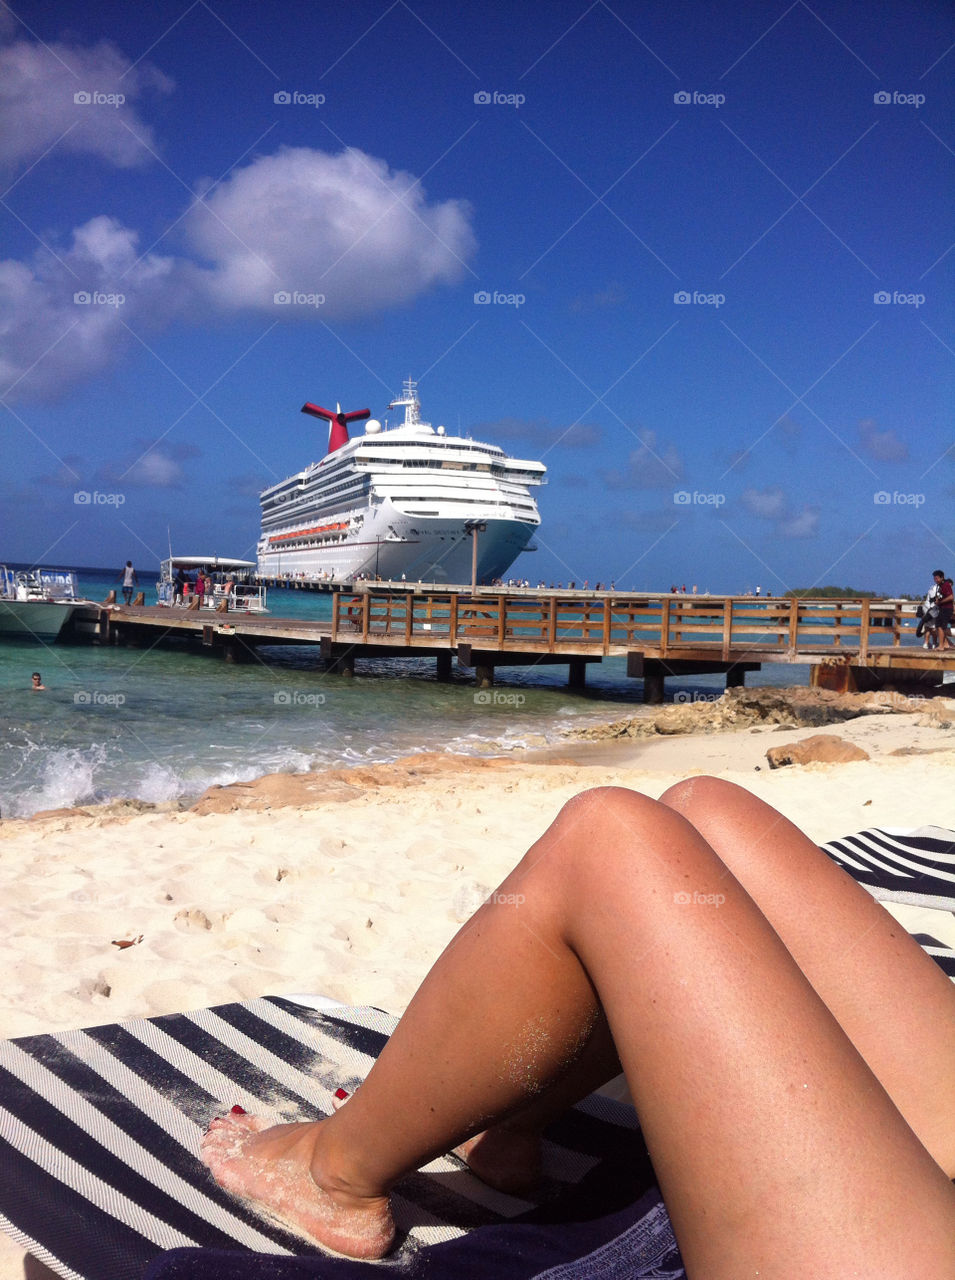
[301,402,371,455]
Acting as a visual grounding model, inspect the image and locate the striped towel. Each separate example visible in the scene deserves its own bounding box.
[0,999,654,1280]
[820,827,955,978]
[1,829,952,1279]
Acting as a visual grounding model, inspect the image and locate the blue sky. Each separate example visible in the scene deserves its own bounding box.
[1,0,952,594]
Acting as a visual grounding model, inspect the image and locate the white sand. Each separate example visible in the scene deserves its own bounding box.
[0,709,952,1277]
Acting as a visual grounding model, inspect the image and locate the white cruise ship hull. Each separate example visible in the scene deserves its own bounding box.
[258,380,545,585]
[258,502,536,583]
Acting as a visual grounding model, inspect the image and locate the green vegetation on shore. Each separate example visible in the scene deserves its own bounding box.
[785,586,877,599]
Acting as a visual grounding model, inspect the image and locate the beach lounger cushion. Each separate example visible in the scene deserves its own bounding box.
[0,828,951,1280]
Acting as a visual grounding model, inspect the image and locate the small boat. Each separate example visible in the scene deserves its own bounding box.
[157,556,269,614]
[0,566,90,640]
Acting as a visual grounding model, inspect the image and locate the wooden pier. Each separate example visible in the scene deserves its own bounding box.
[71,591,953,703]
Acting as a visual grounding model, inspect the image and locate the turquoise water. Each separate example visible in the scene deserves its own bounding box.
[0,564,810,819]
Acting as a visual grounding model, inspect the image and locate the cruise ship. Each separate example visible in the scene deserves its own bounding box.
[257,380,546,583]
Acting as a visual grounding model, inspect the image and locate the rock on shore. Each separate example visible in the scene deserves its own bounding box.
[565,685,955,742]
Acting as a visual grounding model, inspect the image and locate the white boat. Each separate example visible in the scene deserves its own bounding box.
[0,566,89,640]
[256,379,546,584]
[157,556,269,613]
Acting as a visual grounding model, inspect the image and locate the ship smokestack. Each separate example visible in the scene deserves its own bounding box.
[301,402,371,455]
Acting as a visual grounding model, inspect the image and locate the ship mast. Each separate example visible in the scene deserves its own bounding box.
[386,377,424,428]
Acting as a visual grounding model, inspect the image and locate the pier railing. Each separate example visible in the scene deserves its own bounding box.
[331,593,917,660]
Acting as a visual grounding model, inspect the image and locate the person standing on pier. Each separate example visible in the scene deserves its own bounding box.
[117,560,138,606]
[929,569,953,650]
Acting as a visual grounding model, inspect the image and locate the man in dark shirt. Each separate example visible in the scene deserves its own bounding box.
[929,569,953,650]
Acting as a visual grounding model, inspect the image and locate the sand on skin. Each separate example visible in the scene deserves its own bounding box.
[0,708,952,1278]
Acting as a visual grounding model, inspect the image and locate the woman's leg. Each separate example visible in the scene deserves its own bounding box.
[451,1009,621,1193]
[202,787,955,1274]
[659,775,955,1177]
[462,773,955,1193]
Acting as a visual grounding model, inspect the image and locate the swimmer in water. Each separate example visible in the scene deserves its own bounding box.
[201,779,955,1272]
[30,672,45,690]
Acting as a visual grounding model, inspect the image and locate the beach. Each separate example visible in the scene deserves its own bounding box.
[1,697,953,1277]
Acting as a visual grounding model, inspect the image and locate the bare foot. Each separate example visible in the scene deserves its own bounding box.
[453,1125,542,1196]
[201,1112,395,1259]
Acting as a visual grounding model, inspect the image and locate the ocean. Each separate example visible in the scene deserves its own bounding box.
[1,564,812,819]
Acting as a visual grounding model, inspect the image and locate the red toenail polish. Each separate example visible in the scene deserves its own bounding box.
[230,1105,247,1114]
[334,1088,349,1100]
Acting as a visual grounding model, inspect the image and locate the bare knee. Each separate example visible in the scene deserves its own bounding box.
[659,775,749,820]
[506,786,734,950]
[517,786,695,885]
[560,786,665,846]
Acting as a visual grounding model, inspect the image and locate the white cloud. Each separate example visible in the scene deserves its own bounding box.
[184,146,475,319]
[99,442,201,490]
[858,418,908,463]
[0,38,172,169]
[474,417,602,449]
[601,429,683,488]
[740,486,787,519]
[776,505,819,539]
[122,449,187,487]
[737,486,818,538]
[0,146,476,402]
[0,215,179,400]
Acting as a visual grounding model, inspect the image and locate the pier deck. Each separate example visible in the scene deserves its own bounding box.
[71,591,953,702]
